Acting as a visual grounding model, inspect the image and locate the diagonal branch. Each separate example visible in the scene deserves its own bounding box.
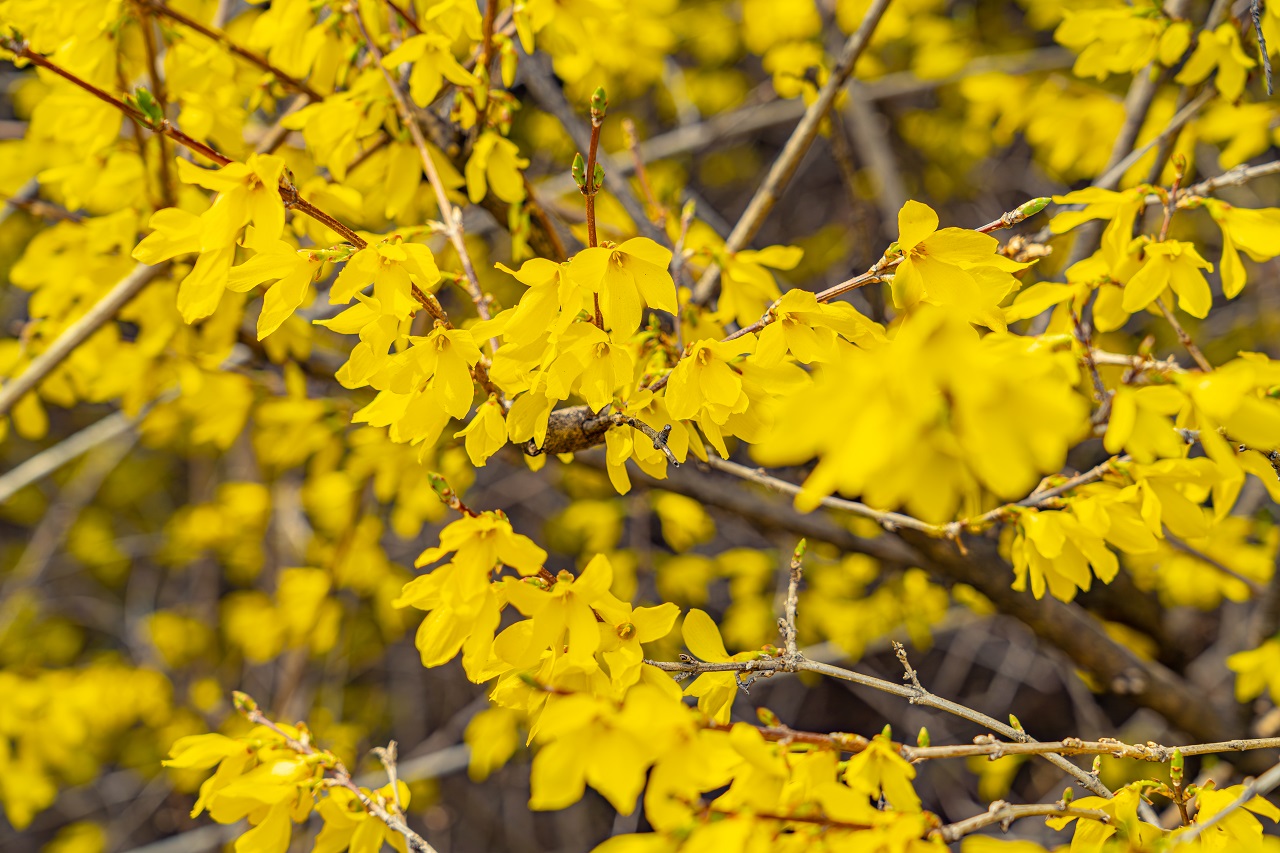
[689,0,894,306]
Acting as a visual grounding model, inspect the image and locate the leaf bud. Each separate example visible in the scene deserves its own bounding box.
[572,152,586,190]
[916,727,930,748]
[590,86,607,120]
[756,707,781,727]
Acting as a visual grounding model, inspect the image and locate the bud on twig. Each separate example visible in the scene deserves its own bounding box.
[590,86,607,125]
[572,152,586,191]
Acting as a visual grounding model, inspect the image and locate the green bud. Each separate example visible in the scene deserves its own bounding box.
[571,152,586,189]
[757,707,781,727]
[1171,748,1184,784]
[590,86,607,118]
[916,727,930,748]
[792,539,808,562]
[1009,713,1023,733]
[1091,755,1102,776]
[1061,787,1074,805]
[1016,197,1051,219]
[134,87,164,126]
[881,723,892,741]
[232,691,258,713]
[593,162,605,191]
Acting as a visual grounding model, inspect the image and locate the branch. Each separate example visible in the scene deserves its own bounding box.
[0,263,167,417]
[690,0,894,306]
[238,698,440,853]
[1174,759,1280,845]
[1154,295,1213,372]
[143,0,324,99]
[647,648,1112,797]
[933,801,1110,843]
[352,5,497,346]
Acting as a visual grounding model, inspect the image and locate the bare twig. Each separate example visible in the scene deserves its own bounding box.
[1174,760,1280,845]
[143,0,323,99]
[646,649,1112,798]
[933,802,1109,843]
[0,264,167,417]
[239,700,441,853]
[781,540,805,663]
[1251,0,1273,96]
[611,415,678,465]
[352,5,495,337]
[1154,296,1213,372]
[690,0,894,306]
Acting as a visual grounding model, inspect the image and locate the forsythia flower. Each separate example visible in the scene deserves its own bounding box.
[1175,23,1255,101]
[717,244,803,328]
[890,200,1030,330]
[755,307,1089,521]
[1227,638,1280,703]
[1202,200,1280,298]
[569,238,677,335]
[466,131,529,205]
[381,33,481,106]
[1122,240,1214,319]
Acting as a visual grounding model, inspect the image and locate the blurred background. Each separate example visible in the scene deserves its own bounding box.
[2,0,1280,851]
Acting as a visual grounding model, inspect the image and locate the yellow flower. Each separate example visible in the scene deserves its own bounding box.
[465,131,529,205]
[381,33,480,107]
[176,153,287,249]
[1203,200,1280,298]
[1227,638,1280,703]
[755,288,884,367]
[1176,23,1255,101]
[717,244,802,328]
[226,228,323,339]
[414,511,547,578]
[454,395,508,466]
[1122,240,1213,318]
[663,336,756,423]
[389,325,482,418]
[330,239,441,321]
[891,200,1029,329]
[505,554,616,670]
[844,735,921,812]
[568,238,677,336]
[680,608,761,723]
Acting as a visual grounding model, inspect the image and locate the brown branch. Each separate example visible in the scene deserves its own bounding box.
[353,5,497,348]
[142,0,324,99]
[384,0,424,35]
[237,698,439,853]
[1154,296,1213,371]
[621,118,666,227]
[138,8,176,207]
[1,38,230,165]
[0,264,168,416]
[933,802,1109,843]
[689,0,894,306]
[617,457,1262,773]
[647,650,1112,797]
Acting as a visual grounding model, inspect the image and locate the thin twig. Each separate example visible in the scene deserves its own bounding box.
[240,702,440,853]
[933,802,1110,843]
[384,0,424,35]
[1174,760,1280,845]
[143,0,323,99]
[1252,0,1273,96]
[621,118,666,227]
[782,540,805,664]
[0,264,167,416]
[690,0,894,306]
[1164,529,1264,596]
[1154,296,1213,371]
[646,650,1112,798]
[352,5,497,342]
